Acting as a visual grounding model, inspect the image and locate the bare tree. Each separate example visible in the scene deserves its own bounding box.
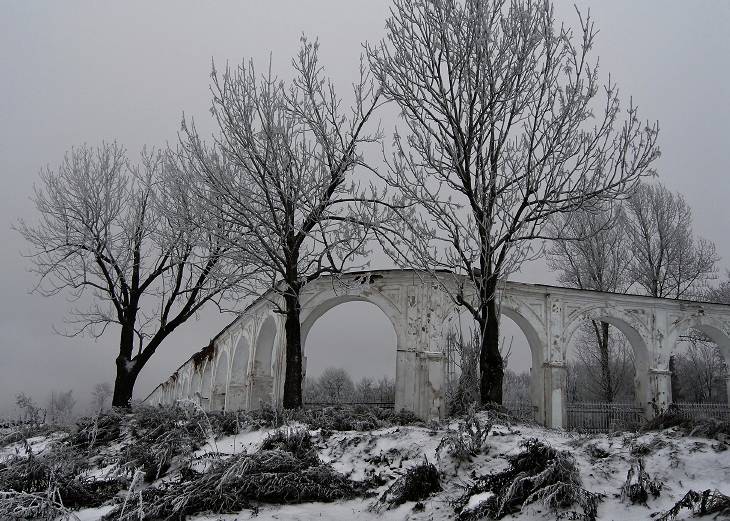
[15,393,45,426]
[16,143,251,406]
[705,271,730,305]
[569,321,635,402]
[317,367,355,403]
[672,338,727,403]
[367,0,659,404]
[547,205,633,401]
[91,382,113,412]
[624,181,717,299]
[178,38,384,408]
[48,390,76,424]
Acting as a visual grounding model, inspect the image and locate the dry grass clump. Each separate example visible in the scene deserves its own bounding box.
[0,490,79,520]
[437,406,492,464]
[654,489,730,520]
[455,439,603,521]
[619,459,662,505]
[259,428,318,463]
[0,424,58,448]
[642,406,730,439]
[116,404,211,481]
[371,460,441,511]
[68,409,126,452]
[0,441,123,511]
[285,405,424,432]
[104,428,364,520]
[206,410,242,436]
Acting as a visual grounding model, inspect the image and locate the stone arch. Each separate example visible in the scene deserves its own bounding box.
[668,315,730,361]
[190,369,202,403]
[499,298,548,424]
[298,291,403,408]
[667,314,730,404]
[444,297,549,422]
[564,306,651,367]
[564,305,651,409]
[249,314,278,407]
[175,376,186,401]
[254,315,277,376]
[199,361,214,410]
[211,350,230,411]
[300,291,403,348]
[228,332,251,410]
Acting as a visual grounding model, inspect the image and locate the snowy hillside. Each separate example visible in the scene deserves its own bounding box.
[2,405,730,520]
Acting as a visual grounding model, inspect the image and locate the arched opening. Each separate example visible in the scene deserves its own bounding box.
[500,311,539,421]
[301,300,397,406]
[249,316,277,407]
[254,317,276,377]
[211,351,229,411]
[443,304,544,422]
[671,323,730,408]
[200,361,213,410]
[191,370,202,404]
[228,335,250,410]
[565,310,647,431]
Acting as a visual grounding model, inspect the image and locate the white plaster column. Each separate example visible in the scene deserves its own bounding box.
[542,362,567,429]
[647,368,672,417]
[543,294,566,428]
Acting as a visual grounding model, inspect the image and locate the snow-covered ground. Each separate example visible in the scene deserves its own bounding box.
[5,413,729,520]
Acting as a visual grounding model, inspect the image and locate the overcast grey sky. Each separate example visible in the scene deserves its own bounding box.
[1,1,729,416]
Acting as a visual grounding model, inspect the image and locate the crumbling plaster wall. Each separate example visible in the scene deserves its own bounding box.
[144,270,730,429]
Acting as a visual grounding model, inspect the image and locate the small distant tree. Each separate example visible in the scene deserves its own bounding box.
[355,377,376,403]
[91,382,113,412]
[303,377,324,404]
[317,367,356,403]
[48,390,76,424]
[374,377,396,403]
[15,393,44,426]
[16,143,252,407]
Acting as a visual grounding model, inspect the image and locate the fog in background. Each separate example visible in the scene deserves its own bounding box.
[1,1,729,416]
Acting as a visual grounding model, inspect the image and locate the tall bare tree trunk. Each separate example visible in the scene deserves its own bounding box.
[112,323,138,407]
[282,286,303,409]
[480,296,503,404]
[593,320,614,402]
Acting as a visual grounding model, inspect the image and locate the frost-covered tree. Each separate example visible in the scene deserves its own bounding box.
[367,0,659,404]
[178,38,384,409]
[91,382,113,412]
[316,367,355,403]
[48,390,76,424]
[547,205,633,402]
[16,143,251,406]
[672,338,727,404]
[624,182,717,299]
